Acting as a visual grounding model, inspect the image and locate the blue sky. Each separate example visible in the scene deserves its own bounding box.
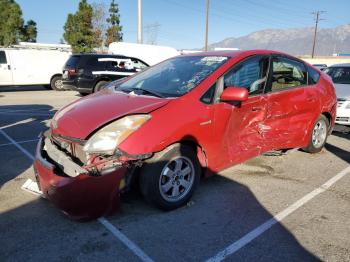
[17,0,350,49]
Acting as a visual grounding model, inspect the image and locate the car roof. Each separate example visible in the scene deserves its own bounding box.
[181,49,288,58]
[69,53,149,66]
[330,63,350,67]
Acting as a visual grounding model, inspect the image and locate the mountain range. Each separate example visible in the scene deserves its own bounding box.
[208,24,350,56]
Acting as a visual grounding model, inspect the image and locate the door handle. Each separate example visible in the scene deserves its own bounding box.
[252,106,262,111]
[7,64,11,70]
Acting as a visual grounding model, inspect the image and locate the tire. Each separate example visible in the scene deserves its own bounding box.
[94,80,109,93]
[79,92,89,96]
[303,115,329,153]
[139,144,201,210]
[50,76,65,91]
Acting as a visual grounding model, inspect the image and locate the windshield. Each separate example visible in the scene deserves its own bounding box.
[117,56,228,97]
[324,67,350,84]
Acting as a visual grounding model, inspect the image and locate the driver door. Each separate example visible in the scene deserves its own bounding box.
[212,55,271,169]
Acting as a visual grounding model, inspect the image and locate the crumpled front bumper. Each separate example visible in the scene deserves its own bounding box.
[33,136,127,220]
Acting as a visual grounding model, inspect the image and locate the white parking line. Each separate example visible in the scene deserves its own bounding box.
[0,118,35,129]
[0,129,154,262]
[0,129,35,161]
[206,165,350,262]
[0,138,39,147]
[98,218,154,262]
[0,112,54,116]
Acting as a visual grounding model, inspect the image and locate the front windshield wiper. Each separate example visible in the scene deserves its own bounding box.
[124,87,165,98]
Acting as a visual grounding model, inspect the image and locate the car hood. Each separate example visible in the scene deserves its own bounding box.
[51,89,170,139]
[334,84,350,100]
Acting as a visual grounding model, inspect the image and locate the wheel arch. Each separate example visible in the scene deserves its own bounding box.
[321,111,332,124]
[50,73,62,83]
[321,111,332,134]
[160,140,208,176]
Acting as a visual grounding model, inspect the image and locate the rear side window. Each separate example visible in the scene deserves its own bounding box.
[0,51,7,64]
[308,66,320,84]
[87,57,104,69]
[270,57,307,91]
[65,56,80,68]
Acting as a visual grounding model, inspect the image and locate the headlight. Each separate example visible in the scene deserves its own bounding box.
[83,114,151,155]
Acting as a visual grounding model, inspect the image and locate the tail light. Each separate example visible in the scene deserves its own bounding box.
[68,68,76,75]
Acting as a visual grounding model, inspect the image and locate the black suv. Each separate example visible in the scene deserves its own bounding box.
[62,54,148,95]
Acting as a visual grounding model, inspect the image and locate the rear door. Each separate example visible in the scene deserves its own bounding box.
[264,56,319,150]
[0,51,13,85]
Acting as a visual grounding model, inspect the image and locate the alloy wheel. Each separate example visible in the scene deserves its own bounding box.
[159,156,195,202]
[312,119,327,148]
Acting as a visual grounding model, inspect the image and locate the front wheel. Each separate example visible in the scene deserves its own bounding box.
[303,115,329,153]
[139,144,201,210]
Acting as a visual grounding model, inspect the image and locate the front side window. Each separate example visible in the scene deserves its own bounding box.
[324,67,350,84]
[0,51,7,64]
[117,56,228,98]
[224,55,269,95]
[270,57,307,91]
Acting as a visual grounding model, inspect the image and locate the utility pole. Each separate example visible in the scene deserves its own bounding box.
[311,11,325,58]
[204,0,209,51]
[137,0,143,44]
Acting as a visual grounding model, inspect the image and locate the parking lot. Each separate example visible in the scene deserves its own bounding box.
[0,87,350,261]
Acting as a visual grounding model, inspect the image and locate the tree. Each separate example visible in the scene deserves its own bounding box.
[105,0,123,48]
[63,0,96,53]
[92,2,107,51]
[21,20,37,42]
[0,0,24,46]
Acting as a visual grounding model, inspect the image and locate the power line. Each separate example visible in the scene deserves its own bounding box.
[311,11,326,58]
[144,22,161,45]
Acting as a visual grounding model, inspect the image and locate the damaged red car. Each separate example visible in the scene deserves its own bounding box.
[34,50,337,220]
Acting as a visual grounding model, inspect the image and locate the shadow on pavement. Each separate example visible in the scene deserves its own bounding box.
[0,85,48,92]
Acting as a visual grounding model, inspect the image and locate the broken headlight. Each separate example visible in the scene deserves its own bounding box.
[83,114,151,155]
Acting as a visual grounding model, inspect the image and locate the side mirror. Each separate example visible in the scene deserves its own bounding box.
[220,86,248,102]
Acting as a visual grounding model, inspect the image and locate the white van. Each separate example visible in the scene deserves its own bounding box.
[108,42,180,66]
[0,42,71,90]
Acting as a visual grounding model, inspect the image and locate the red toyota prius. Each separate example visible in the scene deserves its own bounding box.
[34,50,337,220]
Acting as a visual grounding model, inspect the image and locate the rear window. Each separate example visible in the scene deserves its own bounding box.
[308,66,320,84]
[0,51,7,64]
[65,56,80,68]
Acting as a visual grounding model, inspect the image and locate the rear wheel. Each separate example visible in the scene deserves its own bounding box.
[94,80,109,93]
[50,76,65,91]
[303,115,329,153]
[139,144,200,210]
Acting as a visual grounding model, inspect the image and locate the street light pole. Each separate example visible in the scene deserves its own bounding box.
[204,0,209,51]
[137,0,143,44]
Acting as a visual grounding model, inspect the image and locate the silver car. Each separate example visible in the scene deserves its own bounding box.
[324,64,350,125]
